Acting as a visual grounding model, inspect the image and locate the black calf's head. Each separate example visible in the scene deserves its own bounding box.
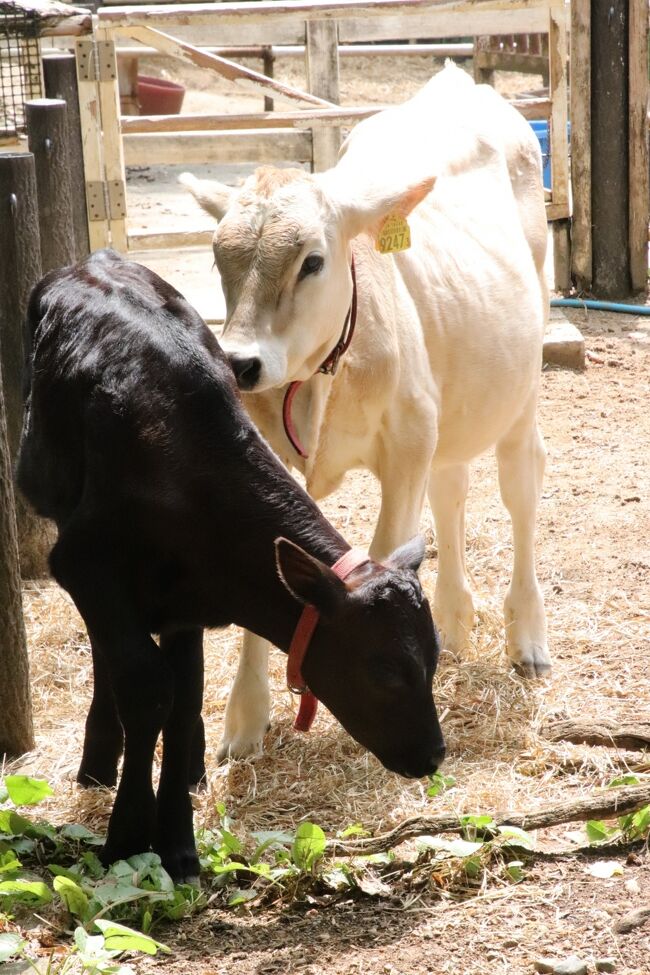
[276,537,444,778]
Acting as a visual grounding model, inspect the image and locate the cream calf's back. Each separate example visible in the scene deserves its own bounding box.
[339,63,547,288]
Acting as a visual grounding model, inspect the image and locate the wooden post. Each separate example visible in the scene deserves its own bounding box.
[473,37,495,85]
[76,37,110,252]
[306,19,341,171]
[96,28,128,253]
[570,0,591,290]
[25,98,76,273]
[0,153,54,579]
[262,46,275,112]
[628,0,649,295]
[0,364,34,759]
[591,0,631,298]
[42,51,91,260]
[548,0,570,292]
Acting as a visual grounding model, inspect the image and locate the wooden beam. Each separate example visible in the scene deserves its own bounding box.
[115,42,476,59]
[570,0,591,289]
[123,129,312,165]
[305,19,341,170]
[128,229,215,249]
[548,1,569,211]
[628,0,649,294]
[121,105,383,133]
[120,97,551,135]
[42,52,91,259]
[591,0,631,297]
[125,25,336,108]
[75,38,109,250]
[25,98,76,272]
[548,1,569,290]
[96,29,128,252]
[99,0,553,33]
[19,0,92,36]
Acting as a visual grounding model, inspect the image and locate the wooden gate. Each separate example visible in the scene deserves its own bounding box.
[74,0,569,273]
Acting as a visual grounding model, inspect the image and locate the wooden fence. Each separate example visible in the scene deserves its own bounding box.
[77,0,570,274]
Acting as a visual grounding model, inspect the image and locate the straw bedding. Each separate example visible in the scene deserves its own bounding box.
[8,274,650,973]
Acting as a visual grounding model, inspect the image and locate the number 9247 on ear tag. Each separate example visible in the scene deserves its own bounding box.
[376,213,411,254]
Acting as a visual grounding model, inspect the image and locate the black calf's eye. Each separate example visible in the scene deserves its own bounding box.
[298,254,324,280]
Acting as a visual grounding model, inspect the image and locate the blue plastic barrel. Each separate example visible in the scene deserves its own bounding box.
[529,121,571,192]
[529,120,551,189]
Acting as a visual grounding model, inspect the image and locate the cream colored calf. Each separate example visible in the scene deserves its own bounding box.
[181,63,551,760]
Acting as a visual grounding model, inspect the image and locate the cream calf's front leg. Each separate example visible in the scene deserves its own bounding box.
[496,412,550,678]
[370,451,432,562]
[216,631,270,762]
[428,463,475,652]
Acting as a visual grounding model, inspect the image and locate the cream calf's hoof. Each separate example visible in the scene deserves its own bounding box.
[216,697,270,763]
[434,587,475,655]
[507,640,552,679]
[216,729,267,763]
[504,588,551,678]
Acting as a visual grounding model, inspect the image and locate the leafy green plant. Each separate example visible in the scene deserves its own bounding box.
[197,806,332,906]
[426,772,457,798]
[0,922,168,974]
[417,818,536,887]
[585,776,650,847]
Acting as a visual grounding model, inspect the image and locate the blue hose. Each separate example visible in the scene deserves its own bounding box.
[551,297,650,316]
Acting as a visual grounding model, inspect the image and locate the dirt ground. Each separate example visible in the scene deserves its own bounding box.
[9,55,650,975]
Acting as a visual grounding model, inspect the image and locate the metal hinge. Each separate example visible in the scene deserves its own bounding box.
[76,39,117,83]
[107,180,126,219]
[85,180,107,222]
[86,180,125,222]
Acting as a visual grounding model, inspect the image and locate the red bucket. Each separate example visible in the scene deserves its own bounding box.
[137,75,185,115]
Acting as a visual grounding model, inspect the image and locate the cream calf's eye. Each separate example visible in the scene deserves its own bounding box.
[298,254,324,281]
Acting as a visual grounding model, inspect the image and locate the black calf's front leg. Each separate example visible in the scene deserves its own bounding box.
[155,628,205,883]
[77,633,124,788]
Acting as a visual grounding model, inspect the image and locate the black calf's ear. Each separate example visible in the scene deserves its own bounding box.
[275,538,348,618]
[385,535,426,574]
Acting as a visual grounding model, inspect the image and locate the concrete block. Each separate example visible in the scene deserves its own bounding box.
[543,320,586,370]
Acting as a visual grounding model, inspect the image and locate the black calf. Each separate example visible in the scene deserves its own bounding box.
[18,250,443,881]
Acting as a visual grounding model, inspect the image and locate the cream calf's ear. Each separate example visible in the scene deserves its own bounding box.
[322,172,436,241]
[179,172,234,221]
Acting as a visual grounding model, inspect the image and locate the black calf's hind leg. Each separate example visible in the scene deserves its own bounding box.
[77,633,124,788]
[155,628,204,883]
[97,628,174,868]
[52,536,174,867]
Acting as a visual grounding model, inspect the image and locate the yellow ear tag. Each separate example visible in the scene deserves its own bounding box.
[376,212,411,254]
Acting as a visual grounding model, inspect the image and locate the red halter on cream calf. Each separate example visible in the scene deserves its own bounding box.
[287,547,369,732]
[282,254,358,460]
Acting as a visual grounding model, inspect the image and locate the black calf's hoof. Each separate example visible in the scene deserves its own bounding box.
[188,777,208,795]
[158,847,201,885]
[77,766,118,789]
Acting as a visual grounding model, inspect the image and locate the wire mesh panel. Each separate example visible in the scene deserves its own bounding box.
[1,3,43,142]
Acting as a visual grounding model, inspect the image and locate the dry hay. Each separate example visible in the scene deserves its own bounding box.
[9,462,646,856]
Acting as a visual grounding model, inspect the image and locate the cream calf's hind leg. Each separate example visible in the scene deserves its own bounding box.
[428,464,475,652]
[496,415,550,677]
[217,630,270,762]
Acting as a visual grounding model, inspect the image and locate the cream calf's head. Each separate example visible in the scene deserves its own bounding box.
[180,166,435,392]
